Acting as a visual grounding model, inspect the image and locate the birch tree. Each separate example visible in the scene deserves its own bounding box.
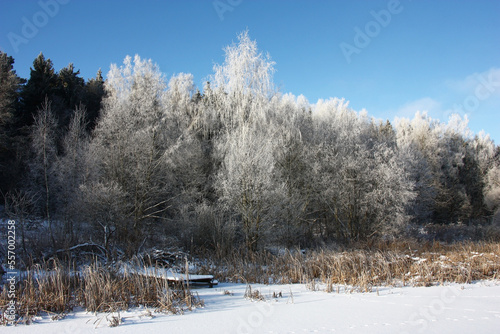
[30,97,58,246]
[90,55,173,252]
[216,123,284,251]
[210,30,276,129]
[55,104,89,241]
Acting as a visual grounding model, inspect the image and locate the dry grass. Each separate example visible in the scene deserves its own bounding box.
[0,259,78,324]
[2,241,498,325]
[195,241,500,292]
[243,284,265,301]
[0,258,202,325]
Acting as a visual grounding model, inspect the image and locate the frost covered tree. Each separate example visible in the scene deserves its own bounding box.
[466,132,498,219]
[437,116,474,222]
[89,55,173,251]
[163,73,207,201]
[88,56,205,253]
[210,30,276,129]
[485,165,500,220]
[215,123,284,251]
[269,93,313,246]
[29,98,58,246]
[213,30,275,99]
[309,99,415,240]
[78,181,131,257]
[208,31,286,251]
[395,112,491,225]
[395,113,441,222]
[484,146,500,223]
[7,30,498,255]
[54,104,89,241]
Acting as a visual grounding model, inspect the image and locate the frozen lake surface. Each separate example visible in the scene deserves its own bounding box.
[7,280,500,334]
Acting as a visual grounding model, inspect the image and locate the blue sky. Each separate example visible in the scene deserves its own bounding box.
[1,0,499,143]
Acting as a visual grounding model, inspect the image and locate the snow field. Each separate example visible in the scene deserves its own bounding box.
[5,280,500,333]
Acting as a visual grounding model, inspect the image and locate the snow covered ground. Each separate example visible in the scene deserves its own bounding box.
[6,281,500,333]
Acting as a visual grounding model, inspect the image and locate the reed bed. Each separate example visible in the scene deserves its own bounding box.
[0,258,202,325]
[2,241,498,325]
[195,241,500,292]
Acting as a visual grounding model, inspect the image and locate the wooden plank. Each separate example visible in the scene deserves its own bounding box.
[138,267,218,287]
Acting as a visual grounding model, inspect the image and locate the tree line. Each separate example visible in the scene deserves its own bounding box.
[1,31,499,260]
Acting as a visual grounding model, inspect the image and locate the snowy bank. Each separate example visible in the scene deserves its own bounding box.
[5,280,500,333]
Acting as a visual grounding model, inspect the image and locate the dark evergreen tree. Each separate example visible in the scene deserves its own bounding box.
[82,69,105,130]
[19,53,57,128]
[0,52,22,132]
[0,51,25,195]
[54,63,85,128]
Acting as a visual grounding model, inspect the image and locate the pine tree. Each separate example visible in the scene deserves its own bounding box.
[83,69,105,130]
[54,63,85,128]
[20,53,57,128]
[0,52,22,132]
[0,51,24,195]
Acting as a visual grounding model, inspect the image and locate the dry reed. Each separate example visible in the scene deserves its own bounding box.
[195,241,500,292]
[0,257,202,325]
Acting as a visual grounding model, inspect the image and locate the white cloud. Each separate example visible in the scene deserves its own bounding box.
[446,67,500,98]
[395,97,443,119]
[391,69,500,143]
[443,68,500,121]
[395,68,500,121]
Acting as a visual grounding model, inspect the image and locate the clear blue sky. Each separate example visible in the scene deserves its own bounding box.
[1,0,499,143]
